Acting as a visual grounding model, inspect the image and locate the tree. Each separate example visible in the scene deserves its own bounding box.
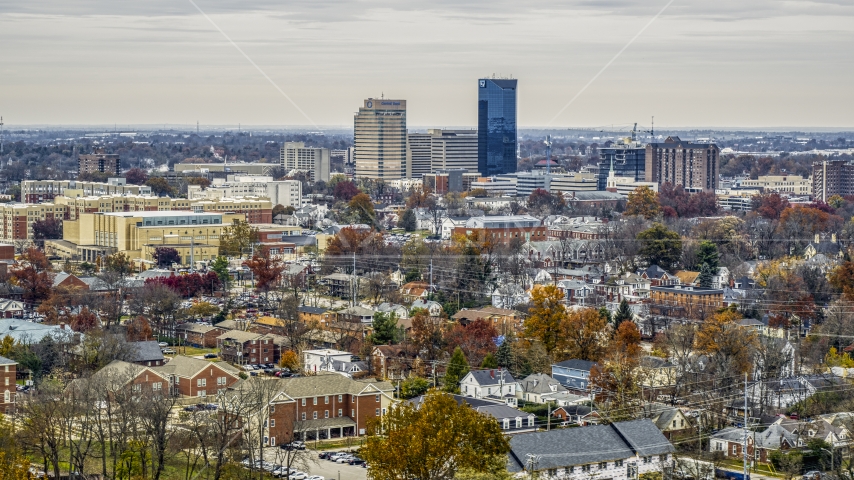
[696,240,719,270]
[369,312,401,345]
[145,176,173,196]
[444,347,470,393]
[187,301,219,320]
[560,308,608,362]
[126,316,153,342]
[333,180,360,201]
[695,308,757,376]
[244,253,285,291]
[210,256,230,288]
[527,189,565,215]
[11,248,53,305]
[524,284,567,355]
[361,391,510,480]
[480,353,498,369]
[70,306,98,333]
[124,167,148,185]
[444,319,499,368]
[625,186,660,219]
[399,208,417,232]
[272,204,295,218]
[753,192,790,220]
[410,310,445,361]
[153,247,180,268]
[637,223,682,270]
[697,262,714,288]
[31,217,63,242]
[349,193,376,226]
[612,299,633,329]
[592,321,643,421]
[399,377,430,399]
[218,219,259,257]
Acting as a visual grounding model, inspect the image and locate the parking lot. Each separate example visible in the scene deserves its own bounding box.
[261,447,367,480]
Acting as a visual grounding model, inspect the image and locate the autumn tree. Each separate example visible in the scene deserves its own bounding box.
[152,247,180,268]
[527,188,566,216]
[218,219,259,257]
[126,316,153,342]
[592,321,643,421]
[349,192,377,226]
[523,284,567,356]
[753,192,789,219]
[244,253,285,292]
[695,308,757,376]
[31,216,63,243]
[637,223,682,270]
[333,180,360,201]
[410,310,445,361]
[124,167,148,185]
[560,308,608,362]
[145,176,174,196]
[70,307,98,333]
[444,347,470,393]
[444,318,499,368]
[625,186,660,219]
[11,248,53,305]
[361,391,510,480]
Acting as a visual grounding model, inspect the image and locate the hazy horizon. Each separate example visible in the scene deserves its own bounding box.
[2,0,853,128]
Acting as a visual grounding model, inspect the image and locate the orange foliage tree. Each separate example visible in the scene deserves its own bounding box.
[11,248,53,305]
[695,308,757,375]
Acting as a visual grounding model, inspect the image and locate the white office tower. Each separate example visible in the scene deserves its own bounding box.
[280,142,331,182]
[406,133,432,178]
[354,98,407,180]
[429,129,478,174]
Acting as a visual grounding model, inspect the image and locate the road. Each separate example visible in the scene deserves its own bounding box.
[261,447,367,480]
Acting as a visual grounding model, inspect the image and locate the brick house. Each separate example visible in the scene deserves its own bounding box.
[153,355,240,398]
[216,330,282,365]
[234,374,394,447]
[0,355,16,414]
[88,360,169,397]
[175,323,227,348]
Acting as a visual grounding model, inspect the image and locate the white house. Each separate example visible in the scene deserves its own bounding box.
[460,369,516,404]
[516,373,567,404]
[411,299,443,317]
[302,349,353,374]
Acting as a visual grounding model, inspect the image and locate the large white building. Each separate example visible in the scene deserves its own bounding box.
[355,98,407,180]
[429,129,478,174]
[188,175,302,208]
[280,142,330,182]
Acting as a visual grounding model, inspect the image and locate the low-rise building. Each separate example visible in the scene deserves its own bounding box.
[459,369,516,404]
[155,355,240,398]
[552,359,597,392]
[516,373,567,404]
[0,356,17,414]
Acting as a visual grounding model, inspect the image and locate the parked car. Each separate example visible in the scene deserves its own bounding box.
[281,440,306,450]
[335,455,354,464]
[307,476,325,480]
[162,348,176,354]
[348,457,365,466]
[318,451,336,460]
[802,471,821,480]
[204,353,218,359]
[158,342,169,347]
[289,472,307,480]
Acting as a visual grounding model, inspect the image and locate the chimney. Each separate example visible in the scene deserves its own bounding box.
[815,233,820,244]
[490,370,495,379]
[832,233,837,243]
[60,323,66,330]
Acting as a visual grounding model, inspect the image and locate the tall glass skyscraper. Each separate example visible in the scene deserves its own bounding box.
[477,78,517,176]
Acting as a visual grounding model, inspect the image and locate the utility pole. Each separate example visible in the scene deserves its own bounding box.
[743,372,749,480]
[547,402,551,431]
[431,361,437,389]
[352,252,356,307]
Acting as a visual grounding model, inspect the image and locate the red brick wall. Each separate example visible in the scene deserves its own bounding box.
[0,364,16,413]
[266,392,385,442]
[175,363,239,397]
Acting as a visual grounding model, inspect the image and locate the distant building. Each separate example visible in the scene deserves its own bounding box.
[22,178,151,203]
[280,142,330,182]
[453,215,546,245]
[355,98,407,180]
[598,142,646,190]
[549,172,599,194]
[430,129,479,174]
[405,133,432,179]
[478,78,517,176]
[78,150,121,177]
[813,160,854,201]
[645,136,720,191]
[741,175,811,196]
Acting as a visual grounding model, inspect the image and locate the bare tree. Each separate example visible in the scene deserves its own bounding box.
[137,387,179,480]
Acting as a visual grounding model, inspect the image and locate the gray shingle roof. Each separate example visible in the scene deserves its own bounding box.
[507,419,674,472]
[553,359,597,371]
[465,369,515,386]
[518,373,566,395]
[154,355,238,378]
[125,341,165,363]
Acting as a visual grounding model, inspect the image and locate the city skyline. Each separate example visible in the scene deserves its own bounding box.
[1,0,853,128]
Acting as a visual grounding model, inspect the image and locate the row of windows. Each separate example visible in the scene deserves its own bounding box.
[299,394,380,406]
[546,456,669,476]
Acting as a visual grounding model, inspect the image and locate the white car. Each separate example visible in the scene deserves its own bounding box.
[307,476,325,480]
[335,455,354,464]
[290,472,307,480]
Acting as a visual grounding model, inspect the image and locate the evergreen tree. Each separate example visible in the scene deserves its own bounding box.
[369,312,401,345]
[480,353,498,369]
[598,306,612,325]
[399,208,417,232]
[696,241,719,270]
[612,299,633,329]
[697,262,714,289]
[444,347,470,393]
[495,338,513,370]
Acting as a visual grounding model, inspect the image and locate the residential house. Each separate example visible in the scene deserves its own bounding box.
[674,270,700,286]
[298,306,334,326]
[804,234,843,260]
[336,306,375,324]
[0,356,16,414]
[492,283,530,309]
[712,267,731,289]
[459,369,517,406]
[154,355,240,397]
[451,306,524,334]
[88,360,169,397]
[648,285,724,319]
[553,404,600,426]
[506,419,675,479]
[371,345,410,380]
[557,280,593,306]
[303,349,354,374]
[216,330,282,365]
[411,299,443,317]
[260,374,395,444]
[322,273,357,299]
[0,319,78,345]
[412,394,537,434]
[330,358,368,378]
[0,300,23,319]
[542,391,590,406]
[552,359,598,393]
[638,356,676,389]
[175,323,227,348]
[376,303,409,320]
[647,405,692,440]
[400,281,431,302]
[125,341,166,367]
[639,265,680,286]
[711,423,801,464]
[516,373,567,404]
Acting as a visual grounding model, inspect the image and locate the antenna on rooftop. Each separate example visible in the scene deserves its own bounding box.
[544,135,552,175]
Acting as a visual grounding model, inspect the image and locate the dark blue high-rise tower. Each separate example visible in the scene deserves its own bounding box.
[477,78,517,176]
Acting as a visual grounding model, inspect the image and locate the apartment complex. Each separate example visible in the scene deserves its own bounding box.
[173,161,278,176]
[56,211,243,264]
[645,136,720,192]
[78,151,121,177]
[22,178,151,203]
[453,215,546,245]
[354,98,407,180]
[812,160,854,201]
[280,142,330,182]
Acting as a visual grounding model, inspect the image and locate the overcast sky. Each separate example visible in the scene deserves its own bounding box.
[1,0,852,129]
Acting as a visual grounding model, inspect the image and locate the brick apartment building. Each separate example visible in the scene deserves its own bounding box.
[155,355,240,398]
[452,215,547,246]
[0,355,17,414]
[257,374,394,446]
[813,159,854,202]
[645,136,720,192]
[78,151,121,177]
[649,285,724,319]
[216,330,283,365]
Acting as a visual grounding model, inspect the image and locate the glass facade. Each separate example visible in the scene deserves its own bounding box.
[597,144,646,190]
[478,79,517,176]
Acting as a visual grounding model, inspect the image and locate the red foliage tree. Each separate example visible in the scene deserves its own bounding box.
[124,167,149,185]
[126,316,154,342]
[444,318,499,368]
[12,248,53,305]
[325,227,385,257]
[71,307,98,333]
[778,205,843,236]
[333,181,360,202]
[752,192,789,219]
[145,271,221,298]
[659,183,718,218]
[244,254,286,291]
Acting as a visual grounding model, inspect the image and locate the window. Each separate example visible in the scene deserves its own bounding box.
[503,419,509,429]
[199,390,206,397]
[133,384,141,392]
[660,455,668,462]
[581,465,590,472]
[270,419,275,427]
[616,460,624,467]
[351,409,355,417]
[197,378,206,387]
[565,467,574,474]
[548,469,557,476]
[528,417,534,427]
[153,382,162,391]
[325,396,329,404]
[270,405,275,413]
[301,413,306,421]
[301,398,306,406]
[338,395,343,402]
[643,456,652,464]
[313,412,317,420]
[270,437,275,446]
[338,409,342,417]
[516,418,522,428]
[599,462,607,469]
[732,445,738,455]
[376,409,380,416]
[324,411,329,418]
[313,397,318,405]
[375,394,380,402]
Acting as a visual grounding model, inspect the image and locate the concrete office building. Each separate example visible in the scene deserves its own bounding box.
[406,133,432,179]
[78,150,121,177]
[174,162,279,176]
[813,160,854,202]
[646,136,720,192]
[187,176,302,209]
[280,142,330,182]
[478,78,518,176]
[22,178,151,203]
[549,172,599,194]
[430,129,479,174]
[355,98,407,180]
[515,171,552,198]
[741,175,812,196]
